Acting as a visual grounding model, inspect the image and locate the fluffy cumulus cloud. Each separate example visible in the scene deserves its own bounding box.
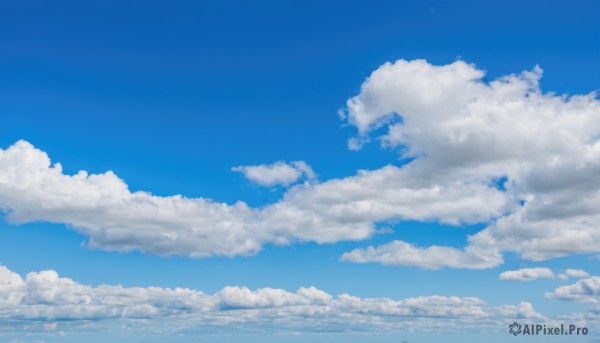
[545,275,600,332]
[546,276,600,303]
[1,59,600,267]
[0,141,375,257]
[0,140,505,258]
[232,161,316,187]
[498,268,555,281]
[0,265,544,335]
[340,59,600,268]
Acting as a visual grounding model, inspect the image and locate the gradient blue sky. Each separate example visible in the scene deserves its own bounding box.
[1,1,600,342]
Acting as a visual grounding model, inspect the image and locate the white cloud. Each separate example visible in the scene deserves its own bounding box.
[2,59,600,266]
[232,161,315,187]
[498,268,555,281]
[339,59,600,268]
[546,276,600,303]
[43,323,57,331]
[565,269,590,279]
[0,265,544,335]
[0,140,506,258]
[0,141,377,257]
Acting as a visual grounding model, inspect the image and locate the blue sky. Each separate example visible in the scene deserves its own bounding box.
[1,1,600,342]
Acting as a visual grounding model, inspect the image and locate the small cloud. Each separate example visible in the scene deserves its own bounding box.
[564,269,589,279]
[232,161,316,187]
[44,322,58,331]
[347,137,368,151]
[558,274,569,281]
[499,268,555,281]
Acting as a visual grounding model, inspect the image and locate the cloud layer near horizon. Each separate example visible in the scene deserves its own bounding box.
[0,265,543,335]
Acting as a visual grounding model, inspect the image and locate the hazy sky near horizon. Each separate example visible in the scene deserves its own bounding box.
[1,1,600,342]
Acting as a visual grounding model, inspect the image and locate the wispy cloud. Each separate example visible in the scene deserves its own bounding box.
[565,269,590,278]
[232,161,315,187]
[340,240,499,269]
[499,268,555,281]
[557,269,589,280]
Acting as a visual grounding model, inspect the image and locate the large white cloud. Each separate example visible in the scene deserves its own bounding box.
[0,265,544,335]
[340,59,600,268]
[0,140,504,258]
[1,59,599,267]
[0,141,375,257]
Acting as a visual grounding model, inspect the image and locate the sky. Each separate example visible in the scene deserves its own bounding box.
[1,0,600,342]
